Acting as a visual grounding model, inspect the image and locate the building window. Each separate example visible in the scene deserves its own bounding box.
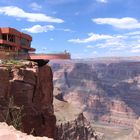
[2,34,7,40]
[8,34,15,42]
[21,38,30,47]
[1,34,15,42]
[0,44,14,51]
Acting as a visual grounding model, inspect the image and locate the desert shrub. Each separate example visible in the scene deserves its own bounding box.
[1,97,25,131]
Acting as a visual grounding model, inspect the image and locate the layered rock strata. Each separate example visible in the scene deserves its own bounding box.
[0,61,56,138]
[51,60,140,128]
[53,90,102,140]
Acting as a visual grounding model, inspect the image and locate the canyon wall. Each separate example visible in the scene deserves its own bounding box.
[51,59,140,128]
[55,113,101,140]
[0,58,139,139]
[53,91,102,140]
[0,61,56,138]
[130,118,140,140]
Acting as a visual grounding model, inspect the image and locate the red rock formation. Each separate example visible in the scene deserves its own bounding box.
[0,61,56,138]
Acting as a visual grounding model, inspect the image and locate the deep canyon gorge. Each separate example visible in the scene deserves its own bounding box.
[51,58,140,140]
[0,58,140,140]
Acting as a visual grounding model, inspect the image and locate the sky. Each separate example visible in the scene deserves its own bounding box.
[0,0,140,58]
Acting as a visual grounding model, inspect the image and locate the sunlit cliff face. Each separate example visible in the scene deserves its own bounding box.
[0,61,56,138]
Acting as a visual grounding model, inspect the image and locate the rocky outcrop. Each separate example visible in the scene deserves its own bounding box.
[0,61,56,138]
[50,59,140,128]
[0,122,53,140]
[53,89,102,140]
[129,118,140,140]
[55,113,102,140]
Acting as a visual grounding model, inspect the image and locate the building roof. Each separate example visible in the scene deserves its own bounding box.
[0,27,32,41]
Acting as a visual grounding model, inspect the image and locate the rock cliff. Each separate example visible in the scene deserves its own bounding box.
[0,61,56,138]
[51,59,140,128]
[53,90,102,140]
[129,118,140,140]
[55,113,102,140]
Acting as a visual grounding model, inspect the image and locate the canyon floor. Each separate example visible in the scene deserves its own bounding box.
[92,123,131,140]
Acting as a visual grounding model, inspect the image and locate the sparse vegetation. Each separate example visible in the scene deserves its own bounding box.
[2,59,24,66]
[1,97,25,131]
[0,59,30,68]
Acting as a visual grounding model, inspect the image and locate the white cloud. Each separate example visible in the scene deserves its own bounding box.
[92,51,97,54]
[92,17,140,29]
[0,6,64,23]
[94,33,140,54]
[96,0,108,3]
[42,48,47,51]
[22,25,55,33]
[68,33,113,43]
[96,37,128,50]
[22,25,74,34]
[131,44,140,53]
[131,49,140,53]
[125,31,140,35]
[86,45,94,48]
[63,29,72,32]
[30,2,42,11]
[50,38,54,41]
[57,28,74,32]
[69,30,140,55]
